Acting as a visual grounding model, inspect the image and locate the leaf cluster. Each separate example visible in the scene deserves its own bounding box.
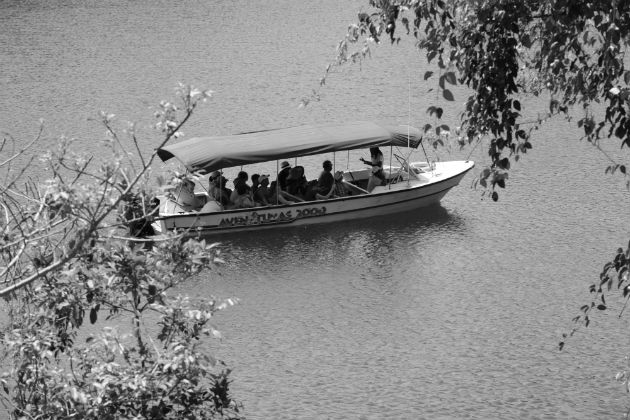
[318,2,630,397]
[0,86,243,419]
[327,0,629,198]
[560,241,630,352]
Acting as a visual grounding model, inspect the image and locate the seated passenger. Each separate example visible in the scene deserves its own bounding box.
[303,179,318,200]
[232,182,254,209]
[286,166,308,198]
[269,180,302,205]
[208,171,231,207]
[315,171,347,200]
[251,174,261,197]
[219,176,232,205]
[208,170,221,195]
[277,161,291,191]
[230,171,251,203]
[254,175,271,206]
[199,199,223,213]
[306,160,334,201]
[166,178,203,213]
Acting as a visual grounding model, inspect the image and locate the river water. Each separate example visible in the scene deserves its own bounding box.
[2,1,630,419]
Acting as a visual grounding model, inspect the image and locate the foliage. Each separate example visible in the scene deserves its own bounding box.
[311,0,630,408]
[0,85,243,419]
[314,0,629,196]
[560,241,630,351]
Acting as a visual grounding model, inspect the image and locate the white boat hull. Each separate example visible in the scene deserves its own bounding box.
[153,161,474,235]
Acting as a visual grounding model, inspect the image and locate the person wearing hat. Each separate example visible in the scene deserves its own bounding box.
[208,171,220,188]
[277,161,291,191]
[208,170,230,207]
[208,170,220,198]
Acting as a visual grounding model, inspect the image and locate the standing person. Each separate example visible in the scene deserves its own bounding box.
[277,161,291,191]
[360,147,385,192]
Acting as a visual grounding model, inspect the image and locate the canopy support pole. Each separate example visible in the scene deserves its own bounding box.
[388,145,393,190]
[407,47,412,188]
[407,126,411,188]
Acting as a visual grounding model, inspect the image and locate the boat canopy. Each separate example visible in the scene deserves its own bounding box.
[157,121,422,174]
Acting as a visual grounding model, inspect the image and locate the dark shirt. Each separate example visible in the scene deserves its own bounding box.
[316,170,334,193]
[286,175,307,196]
[213,188,227,205]
[233,178,250,192]
[278,167,291,191]
[254,185,270,204]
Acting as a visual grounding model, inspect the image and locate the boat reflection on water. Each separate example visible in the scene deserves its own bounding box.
[212,204,466,270]
[200,202,471,420]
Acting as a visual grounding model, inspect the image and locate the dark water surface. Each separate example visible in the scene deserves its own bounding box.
[2,1,630,419]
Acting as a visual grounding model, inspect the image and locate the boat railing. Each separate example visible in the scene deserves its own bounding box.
[391,154,417,180]
[341,180,369,195]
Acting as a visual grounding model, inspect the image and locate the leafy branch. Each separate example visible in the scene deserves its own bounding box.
[0,85,244,419]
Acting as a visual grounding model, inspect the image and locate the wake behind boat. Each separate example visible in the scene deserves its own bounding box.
[153,121,474,235]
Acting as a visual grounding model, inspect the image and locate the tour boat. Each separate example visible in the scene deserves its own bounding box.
[153,121,474,235]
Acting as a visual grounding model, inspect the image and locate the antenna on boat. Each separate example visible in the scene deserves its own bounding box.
[193,170,210,194]
[419,136,432,172]
[407,40,434,178]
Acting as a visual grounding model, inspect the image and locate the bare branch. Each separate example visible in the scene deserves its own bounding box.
[0,125,42,168]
